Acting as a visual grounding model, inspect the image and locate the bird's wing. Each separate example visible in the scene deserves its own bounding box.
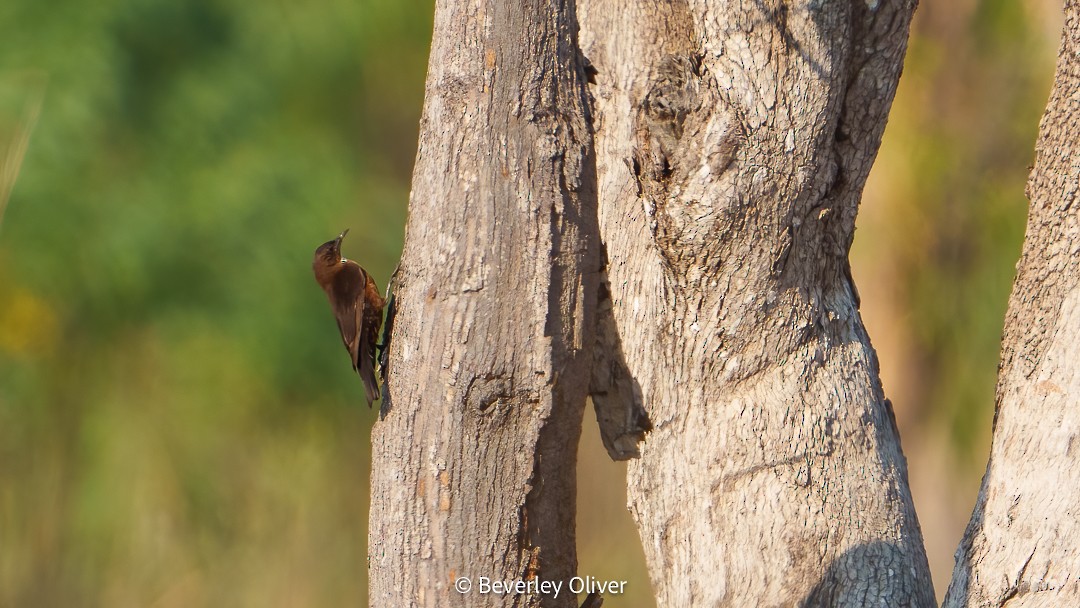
[331,264,367,371]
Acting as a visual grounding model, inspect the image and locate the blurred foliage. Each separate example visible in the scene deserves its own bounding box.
[854,0,1060,597]
[0,0,1063,606]
[859,0,1057,462]
[0,0,428,605]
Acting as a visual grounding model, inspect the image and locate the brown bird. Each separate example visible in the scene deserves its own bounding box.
[313,229,385,406]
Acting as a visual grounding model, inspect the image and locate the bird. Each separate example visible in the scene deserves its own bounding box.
[313,229,385,406]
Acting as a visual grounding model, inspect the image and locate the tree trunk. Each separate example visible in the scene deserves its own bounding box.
[372,0,942,605]
[944,3,1080,606]
[576,1,935,605]
[366,0,596,606]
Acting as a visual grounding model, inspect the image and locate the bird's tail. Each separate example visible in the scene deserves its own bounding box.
[359,347,381,407]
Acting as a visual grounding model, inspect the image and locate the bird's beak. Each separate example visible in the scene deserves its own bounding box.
[336,229,349,246]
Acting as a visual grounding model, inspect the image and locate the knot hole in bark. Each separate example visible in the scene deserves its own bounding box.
[463,373,517,417]
[633,54,704,183]
[631,53,746,278]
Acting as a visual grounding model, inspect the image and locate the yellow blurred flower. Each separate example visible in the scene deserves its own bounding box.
[0,286,58,357]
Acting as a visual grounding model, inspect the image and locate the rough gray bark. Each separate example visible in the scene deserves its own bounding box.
[944,3,1080,606]
[366,0,596,606]
[577,1,935,605]
[371,0,940,605]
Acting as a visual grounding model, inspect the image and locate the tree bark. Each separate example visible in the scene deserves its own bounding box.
[372,0,943,605]
[577,1,935,605]
[366,0,596,606]
[944,3,1080,606]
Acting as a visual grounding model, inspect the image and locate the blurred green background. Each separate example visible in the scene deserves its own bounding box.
[0,1,1063,606]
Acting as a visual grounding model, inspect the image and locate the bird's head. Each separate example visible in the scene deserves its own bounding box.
[314,229,349,268]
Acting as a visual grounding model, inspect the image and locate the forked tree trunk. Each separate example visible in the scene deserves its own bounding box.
[576,0,934,605]
[371,0,937,606]
[366,1,596,607]
[944,3,1080,606]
